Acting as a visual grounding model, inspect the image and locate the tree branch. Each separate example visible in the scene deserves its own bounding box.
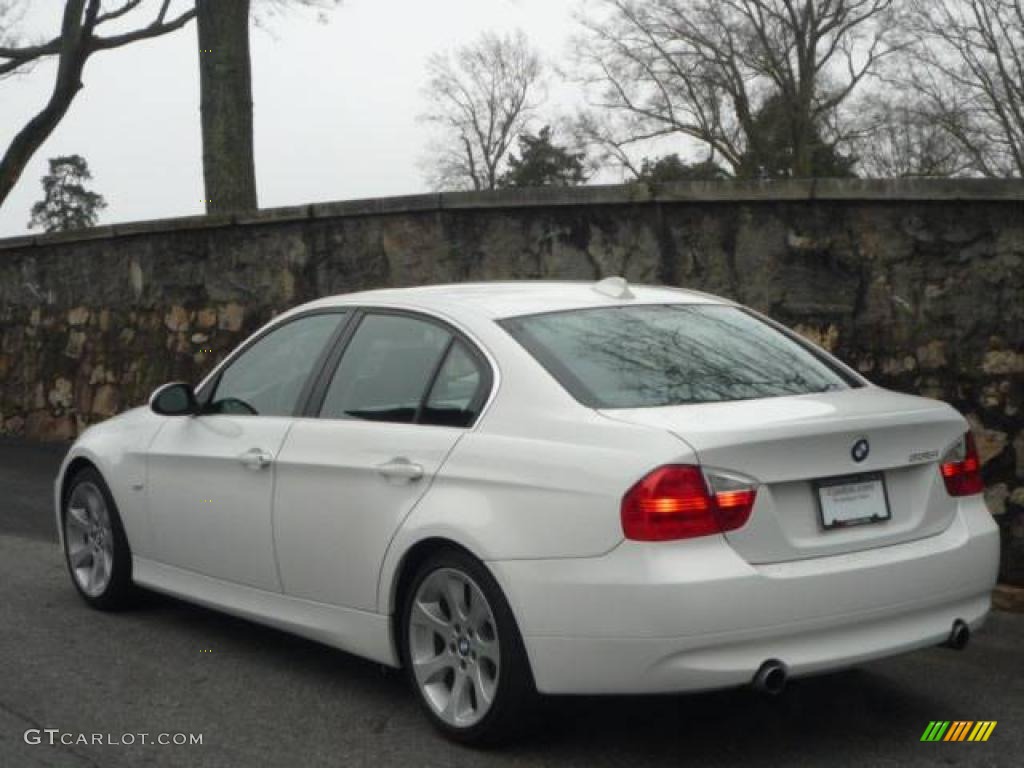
[0,0,198,207]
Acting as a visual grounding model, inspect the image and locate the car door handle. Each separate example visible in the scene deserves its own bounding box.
[238,448,274,470]
[376,458,424,483]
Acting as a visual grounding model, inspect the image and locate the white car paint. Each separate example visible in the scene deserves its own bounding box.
[55,281,999,693]
[273,418,463,609]
[147,414,293,590]
[492,498,994,693]
[603,388,969,563]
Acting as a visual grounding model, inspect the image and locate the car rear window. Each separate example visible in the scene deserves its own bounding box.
[500,304,857,408]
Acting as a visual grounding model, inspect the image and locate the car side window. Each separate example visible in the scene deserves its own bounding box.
[319,314,452,423]
[208,313,345,417]
[420,341,486,428]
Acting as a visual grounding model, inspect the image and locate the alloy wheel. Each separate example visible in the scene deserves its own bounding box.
[408,567,501,728]
[65,481,115,598]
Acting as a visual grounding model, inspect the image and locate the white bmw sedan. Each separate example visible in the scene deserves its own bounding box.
[55,279,998,744]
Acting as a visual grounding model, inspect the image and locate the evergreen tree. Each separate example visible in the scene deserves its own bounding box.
[499,127,587,188]
[28,154,106,233]
[637,154,729,183]
[737,94,857,179]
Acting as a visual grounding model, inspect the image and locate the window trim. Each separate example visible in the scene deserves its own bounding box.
[303,307,494,430]
[195,308,354,417]
[414,336,456,424]
[498,302,865,410]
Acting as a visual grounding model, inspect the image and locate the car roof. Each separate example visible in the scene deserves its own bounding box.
[303,280,729,320]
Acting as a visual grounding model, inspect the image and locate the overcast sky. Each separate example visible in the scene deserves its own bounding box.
[0,0,611,237]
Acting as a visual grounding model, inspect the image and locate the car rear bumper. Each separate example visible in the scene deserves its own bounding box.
[489,496,999,695]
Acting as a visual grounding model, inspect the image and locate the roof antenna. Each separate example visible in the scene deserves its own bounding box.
[592,276,634,300]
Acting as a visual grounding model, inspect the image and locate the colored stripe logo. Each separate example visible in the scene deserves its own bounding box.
[921,721,997,742]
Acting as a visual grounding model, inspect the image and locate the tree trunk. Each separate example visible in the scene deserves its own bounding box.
[790,97,813,178]
[791,118,813,178]
[197,0,257,214]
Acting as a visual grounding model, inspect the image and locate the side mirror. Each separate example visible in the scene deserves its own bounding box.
[150,382,199,416]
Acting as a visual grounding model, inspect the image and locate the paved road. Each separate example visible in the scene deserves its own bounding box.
[0,437,66,542]
[0,439,1021,767]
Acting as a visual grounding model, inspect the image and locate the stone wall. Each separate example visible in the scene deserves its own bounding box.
[0,179,1022,582]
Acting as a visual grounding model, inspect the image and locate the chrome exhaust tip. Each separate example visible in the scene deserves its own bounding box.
[752,659,788,695]
[945,619,970,651]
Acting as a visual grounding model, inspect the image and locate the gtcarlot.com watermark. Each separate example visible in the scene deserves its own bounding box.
[25,729,203,746]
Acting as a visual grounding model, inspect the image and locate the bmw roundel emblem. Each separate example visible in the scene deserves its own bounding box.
[851,438,870,463]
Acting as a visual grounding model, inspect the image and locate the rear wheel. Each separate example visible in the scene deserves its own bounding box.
[400,548,535,746]
[62,467,136,610]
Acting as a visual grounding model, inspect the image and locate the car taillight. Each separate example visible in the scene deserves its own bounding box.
[621,465,757,541]
[939,432,984,497]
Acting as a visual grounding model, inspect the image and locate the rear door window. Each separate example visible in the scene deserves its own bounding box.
[421,341,487,428]
[319,313,452,423]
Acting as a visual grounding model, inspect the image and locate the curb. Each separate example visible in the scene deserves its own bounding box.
[993,584,1024,613]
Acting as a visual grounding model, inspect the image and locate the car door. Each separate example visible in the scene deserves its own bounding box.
[146,311,349,590]
[273,310,492,611]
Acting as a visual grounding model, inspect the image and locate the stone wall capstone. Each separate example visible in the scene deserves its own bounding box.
[0,179,1022,582]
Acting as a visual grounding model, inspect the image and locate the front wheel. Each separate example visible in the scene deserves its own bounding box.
[62,467,136,610]
[400,549,536,746]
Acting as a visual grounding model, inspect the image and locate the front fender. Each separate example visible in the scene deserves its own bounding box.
[54,407,166,557]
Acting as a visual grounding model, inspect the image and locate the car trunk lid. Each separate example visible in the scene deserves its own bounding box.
[600,387,967,563]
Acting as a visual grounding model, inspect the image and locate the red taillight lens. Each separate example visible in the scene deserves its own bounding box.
[621,465,757,541]
[940,432,984,497]
[712,488,758,529]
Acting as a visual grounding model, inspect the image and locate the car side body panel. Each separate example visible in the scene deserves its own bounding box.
[377,411,691,613]
[54,407,165,557]
[273,418,465,611]
[131,555,397,666]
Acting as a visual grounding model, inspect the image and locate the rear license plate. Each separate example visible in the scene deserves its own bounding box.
[815,472,890,530]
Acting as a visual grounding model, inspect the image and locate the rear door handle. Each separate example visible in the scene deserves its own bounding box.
[239,448,274,470]
[376,458,424,483]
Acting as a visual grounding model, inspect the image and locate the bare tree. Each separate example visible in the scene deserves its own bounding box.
[573,0,902,178]
[420,30,543,191]
[1,1,340,216]
[855,99,976,177]
[0,1,29,80]
[0,1,197,209]
[896,0,1023,177]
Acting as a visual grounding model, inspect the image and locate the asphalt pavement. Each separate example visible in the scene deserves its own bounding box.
[0,438,1021,767]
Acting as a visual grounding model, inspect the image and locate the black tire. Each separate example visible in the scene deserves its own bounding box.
[399,547,537,746]
[62,467,137,611]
